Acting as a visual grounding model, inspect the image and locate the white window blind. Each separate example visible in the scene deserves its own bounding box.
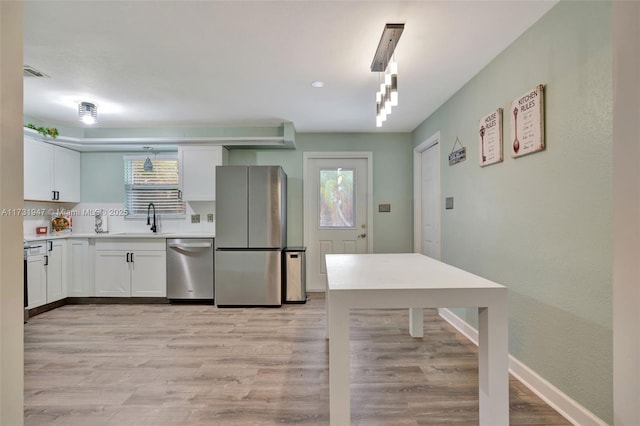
[124,155,185,217]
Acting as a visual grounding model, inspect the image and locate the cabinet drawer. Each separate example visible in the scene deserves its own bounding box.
[95,239,165,251]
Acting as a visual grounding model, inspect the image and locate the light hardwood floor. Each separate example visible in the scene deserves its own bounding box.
[24,293,570,425]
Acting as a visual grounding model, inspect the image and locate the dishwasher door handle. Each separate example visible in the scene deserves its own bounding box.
[168,242,212,249]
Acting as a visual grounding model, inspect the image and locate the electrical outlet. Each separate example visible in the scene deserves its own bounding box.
[207,213,214,222]
[445,197,454,209]
[191,214,200,223]
[378,203,391,213]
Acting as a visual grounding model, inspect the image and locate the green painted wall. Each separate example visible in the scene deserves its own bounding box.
[412,2,612,422]
[229,133,414,252]
[80,152,126,202]
[79,133,414,253]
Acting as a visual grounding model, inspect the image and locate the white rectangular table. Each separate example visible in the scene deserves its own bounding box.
[325,253,508,425]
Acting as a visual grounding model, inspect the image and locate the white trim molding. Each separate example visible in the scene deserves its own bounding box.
[413,132,440,255]
[438,308,607,426]
[612,2,640,425]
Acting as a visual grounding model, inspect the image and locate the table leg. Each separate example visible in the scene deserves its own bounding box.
[478,304,509,425]
[325,280,330,339]
[329,291,350,425]
[409,308,424,338]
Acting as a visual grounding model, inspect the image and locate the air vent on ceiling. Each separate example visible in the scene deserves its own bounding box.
[23,65,49,78]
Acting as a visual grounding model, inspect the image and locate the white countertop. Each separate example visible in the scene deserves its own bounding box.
[325,253,505,291]
[25,232,215,242]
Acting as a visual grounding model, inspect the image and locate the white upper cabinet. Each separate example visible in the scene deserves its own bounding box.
[53,145,81,202]
[24,138,54,201]
[178,145,227,201]
[24,137,80,202]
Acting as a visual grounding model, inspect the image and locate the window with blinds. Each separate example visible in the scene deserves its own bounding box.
[124,155,185,217]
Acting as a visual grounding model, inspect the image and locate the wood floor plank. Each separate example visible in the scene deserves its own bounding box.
[24,293,570,425]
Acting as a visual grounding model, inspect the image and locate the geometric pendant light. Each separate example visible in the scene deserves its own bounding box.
[371,23,404,127]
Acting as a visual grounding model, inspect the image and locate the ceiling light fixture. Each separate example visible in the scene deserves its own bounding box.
[311,81,325,88]
[78,101,97,124]
[371,23,404,127]
[142,146,154,172]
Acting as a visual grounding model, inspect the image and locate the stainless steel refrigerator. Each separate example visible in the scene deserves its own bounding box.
[215,166,287,307]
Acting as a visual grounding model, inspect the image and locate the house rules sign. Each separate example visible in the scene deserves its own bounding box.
[478,108,503,167]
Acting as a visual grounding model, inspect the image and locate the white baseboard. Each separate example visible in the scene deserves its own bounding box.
[438,308,607,426]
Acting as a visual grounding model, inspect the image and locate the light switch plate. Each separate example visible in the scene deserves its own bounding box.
[445,197,454,209]
[207,213,214,222]
[191,214,200,223]
[378,203,391,213]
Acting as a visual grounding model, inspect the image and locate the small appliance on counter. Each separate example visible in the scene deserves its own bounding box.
[95,211,109,234]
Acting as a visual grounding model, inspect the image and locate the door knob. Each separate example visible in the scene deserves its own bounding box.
[358,233,367,239]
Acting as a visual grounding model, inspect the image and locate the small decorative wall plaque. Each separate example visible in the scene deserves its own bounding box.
[479,108,503,167]
[510,84,545,158]
[449,137,466,166]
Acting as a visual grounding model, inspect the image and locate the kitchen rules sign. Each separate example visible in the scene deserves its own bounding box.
[510,84,545,158]
[478,108,503,167]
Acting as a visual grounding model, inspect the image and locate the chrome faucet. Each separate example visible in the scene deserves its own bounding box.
[147,202,157,233]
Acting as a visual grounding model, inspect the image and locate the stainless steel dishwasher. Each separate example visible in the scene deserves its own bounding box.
[166,238,214,302]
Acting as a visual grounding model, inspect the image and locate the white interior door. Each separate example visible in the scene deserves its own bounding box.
[305,154,371,291]
[413,133,441,260]
[421,143,441,259]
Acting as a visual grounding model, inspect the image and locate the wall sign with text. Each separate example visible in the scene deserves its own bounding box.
[478,108,503,167]
[510,84,545,158]
[448,137,466,166]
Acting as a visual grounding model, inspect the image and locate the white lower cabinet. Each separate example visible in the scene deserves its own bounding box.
[94,240,166,297]
[26,239,67,309]
[26,251,47,309]
[130,251,167,297]
[46,240,66,303]
[67,239,92,297]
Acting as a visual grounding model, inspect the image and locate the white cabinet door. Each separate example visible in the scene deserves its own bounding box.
[95,251,131,297]
[68,239,91,297]
[46,240,66,303]
[27,255,47,309]
[23,137,81,202]
[54,146,80,202]
[24,137,54,201]
[178,145,224,201]
[130,251,166,297]
[94,240,166,298]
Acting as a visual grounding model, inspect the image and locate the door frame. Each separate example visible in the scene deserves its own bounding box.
[303,152,374,290]
[413,132,441,257]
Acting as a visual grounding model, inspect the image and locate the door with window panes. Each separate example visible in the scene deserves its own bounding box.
[307,158,369,291]
[124,155,185,218]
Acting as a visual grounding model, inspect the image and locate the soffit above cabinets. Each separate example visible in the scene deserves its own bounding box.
[23,123,296,152]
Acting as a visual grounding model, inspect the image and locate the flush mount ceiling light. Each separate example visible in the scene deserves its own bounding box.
[371,23,404,127]
[78,101,97,125]
[311,81,325,88]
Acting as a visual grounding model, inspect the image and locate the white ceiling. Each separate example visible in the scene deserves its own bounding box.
[23,1,557,134]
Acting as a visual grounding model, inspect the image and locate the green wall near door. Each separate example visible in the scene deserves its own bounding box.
[412,1,613,422]
[79,133,414,254]
[228,133,414,253]
[81,152,126,202]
